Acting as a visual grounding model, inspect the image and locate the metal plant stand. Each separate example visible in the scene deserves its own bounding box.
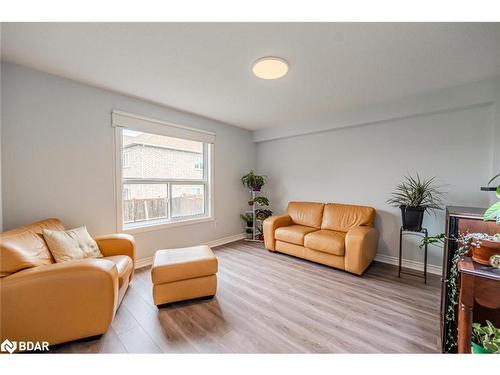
[398,226,428,283]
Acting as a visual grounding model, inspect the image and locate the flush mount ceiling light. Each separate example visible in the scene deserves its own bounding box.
[252,57,289,80]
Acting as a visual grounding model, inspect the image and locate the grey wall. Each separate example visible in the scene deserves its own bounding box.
[256,81,500,268]
[1,62,256,260]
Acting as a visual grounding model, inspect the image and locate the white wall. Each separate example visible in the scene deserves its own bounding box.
[256,79,500,268]
[1,62,256,260]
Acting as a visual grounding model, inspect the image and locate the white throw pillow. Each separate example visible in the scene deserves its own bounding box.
[42,226,103,263]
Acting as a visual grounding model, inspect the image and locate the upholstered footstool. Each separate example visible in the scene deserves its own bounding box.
[151,245,218,306]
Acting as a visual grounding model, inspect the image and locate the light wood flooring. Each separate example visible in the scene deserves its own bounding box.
[51,240,441,353]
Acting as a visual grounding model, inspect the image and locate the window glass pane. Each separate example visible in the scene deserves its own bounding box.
[122,130,204,180]
[123,183,168,224]
[171,184,205,218]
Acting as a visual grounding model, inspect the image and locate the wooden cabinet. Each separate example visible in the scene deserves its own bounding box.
[457,258,500,353]
[441,206,499,353]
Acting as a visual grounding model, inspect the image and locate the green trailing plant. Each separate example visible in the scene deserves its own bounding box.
[241,170,267,191]
[240,213,253,227]
[421,232,499,352]
[419,233,445,249]
[253,196,270,206]
[483,173,500,224]
[255,209,273,221]
[387,174,445,213]
[472,320,500,354]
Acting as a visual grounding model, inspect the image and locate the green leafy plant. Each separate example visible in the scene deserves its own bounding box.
[240,213,253,227]
[483,173,500,224]
[472,320,500,354]
[241,170,267,191]
[387,174,445,212]
[253,196,270,206]
[419,233,445,249]
[255,209,273,221]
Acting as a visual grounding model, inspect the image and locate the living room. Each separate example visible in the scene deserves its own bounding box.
[1,1,499,373]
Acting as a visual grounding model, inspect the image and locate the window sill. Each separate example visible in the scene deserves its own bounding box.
[122,216,215,234]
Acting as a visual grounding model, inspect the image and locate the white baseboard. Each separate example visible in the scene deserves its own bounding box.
[134,233,245,269]
[374,253,442,275]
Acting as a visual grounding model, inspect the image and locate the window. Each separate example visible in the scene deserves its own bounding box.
[194,155,203,170]
[122,151,130,168]
[113,111,214,231]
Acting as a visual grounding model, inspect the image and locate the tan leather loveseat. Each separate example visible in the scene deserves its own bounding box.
[0,218,135,346]
[263,202,378,275]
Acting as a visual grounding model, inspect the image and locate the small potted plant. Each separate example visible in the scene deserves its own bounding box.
[245,228,254,240]
[241,170,267,192]
[253,196,270,206]
[240,213,253,228]
[472,320,500,354]
[255,209,273,221]
[387,173,445,231]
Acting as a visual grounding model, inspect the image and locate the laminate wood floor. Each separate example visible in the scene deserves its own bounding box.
[51,240,441,353]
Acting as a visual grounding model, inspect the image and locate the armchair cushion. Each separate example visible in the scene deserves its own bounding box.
[104,255,133,287]
[42,226,102,263]
[304,229,346,256]
[275,225,318,246]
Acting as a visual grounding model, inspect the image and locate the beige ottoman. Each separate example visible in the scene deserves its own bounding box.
[151,245,218,306]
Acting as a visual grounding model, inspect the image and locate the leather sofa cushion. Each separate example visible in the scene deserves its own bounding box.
[287,202,325,228]
[304,230,346,256]
[275,225,318,246]
[0,218,64,277]
[104,255,133,288]
[321,203,375,232]
[152,245,217,284]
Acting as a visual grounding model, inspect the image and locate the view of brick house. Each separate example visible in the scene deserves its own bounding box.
[122,131,205,224]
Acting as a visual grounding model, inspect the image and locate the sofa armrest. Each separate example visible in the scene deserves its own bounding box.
[94,233,136,262]
[263,215,293,251]
[0,259,119,346]
[344,226,379,275]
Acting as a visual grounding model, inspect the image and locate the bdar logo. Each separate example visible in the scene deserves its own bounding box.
[1,339,17,354]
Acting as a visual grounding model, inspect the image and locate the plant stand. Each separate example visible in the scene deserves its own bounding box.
[245,190,263,243]
[398,226,428,284]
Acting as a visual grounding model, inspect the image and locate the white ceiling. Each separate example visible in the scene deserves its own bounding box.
[2,23,500,130]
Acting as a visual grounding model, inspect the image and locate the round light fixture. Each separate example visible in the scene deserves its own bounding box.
[252,57,289,80]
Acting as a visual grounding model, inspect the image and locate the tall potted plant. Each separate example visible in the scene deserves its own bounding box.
[387,174,445,231]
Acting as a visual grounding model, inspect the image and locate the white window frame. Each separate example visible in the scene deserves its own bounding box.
[113,111,215,234]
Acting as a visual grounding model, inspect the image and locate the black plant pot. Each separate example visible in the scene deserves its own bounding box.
[400,206,426,231]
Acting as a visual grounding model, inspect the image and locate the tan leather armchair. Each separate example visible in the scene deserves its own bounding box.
[0,219,135,347]
[263,202,379,275]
